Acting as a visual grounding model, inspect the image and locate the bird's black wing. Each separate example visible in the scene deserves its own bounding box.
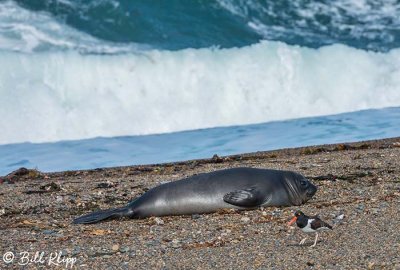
[311,217,333,230]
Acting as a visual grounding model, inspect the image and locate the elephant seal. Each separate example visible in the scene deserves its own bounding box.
[73,167,317,224]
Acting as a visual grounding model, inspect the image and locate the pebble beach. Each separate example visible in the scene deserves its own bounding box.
[1,138,399,269]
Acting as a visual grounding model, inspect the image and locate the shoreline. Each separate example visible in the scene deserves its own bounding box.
[3,136,400,178]
[1,137,399,269]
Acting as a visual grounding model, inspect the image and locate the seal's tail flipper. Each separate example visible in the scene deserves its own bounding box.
[73,207,131,224]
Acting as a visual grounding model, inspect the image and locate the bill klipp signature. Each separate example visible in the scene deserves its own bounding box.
[3,250,76,268]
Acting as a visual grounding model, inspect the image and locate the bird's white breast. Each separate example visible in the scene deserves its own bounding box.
[301,219,316,233]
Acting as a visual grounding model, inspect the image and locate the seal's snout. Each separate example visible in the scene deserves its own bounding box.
[307,183,317,198]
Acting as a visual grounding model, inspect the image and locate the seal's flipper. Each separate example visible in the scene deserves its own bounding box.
[223,187,265,207]
[73,206,132,224]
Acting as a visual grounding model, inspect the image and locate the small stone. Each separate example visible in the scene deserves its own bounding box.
[71,247,81,256]
[191,214,201,219]
[335,214,345,220]
[241,217,250,223]
[56,196,63,202]
[171,239,181,248]
[129,252,136,258]
[356,204,365,212]
[271,210,281,216]
[120,247,130,253]
[42,230,56,235]
[0,209,5,216]
[112,244,120,251]
[154,217,164,225]
[371,208,379,215]
[379,202,389,208]
[307,261,315,266]
[355,189,364,195]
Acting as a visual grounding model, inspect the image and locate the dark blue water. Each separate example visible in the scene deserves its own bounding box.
[4,0,400,51]
[1,107,399,175]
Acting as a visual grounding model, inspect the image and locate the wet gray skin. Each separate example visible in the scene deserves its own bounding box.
[73,167,317,224]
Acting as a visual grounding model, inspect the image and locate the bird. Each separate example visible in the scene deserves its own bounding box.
[287,210,333,247]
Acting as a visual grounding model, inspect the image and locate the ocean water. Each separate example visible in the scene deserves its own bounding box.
[1,107,399,175]
[0,0,399,174]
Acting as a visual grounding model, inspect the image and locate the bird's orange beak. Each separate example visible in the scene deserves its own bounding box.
[287,216,297,226]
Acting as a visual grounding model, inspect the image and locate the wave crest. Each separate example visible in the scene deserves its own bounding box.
[1,41,400,144]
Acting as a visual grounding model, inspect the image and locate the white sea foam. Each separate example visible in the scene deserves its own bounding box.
[1,41,400,144]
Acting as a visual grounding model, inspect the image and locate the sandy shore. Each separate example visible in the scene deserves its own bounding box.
[1,138,399,269]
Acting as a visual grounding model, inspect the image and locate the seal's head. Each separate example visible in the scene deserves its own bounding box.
[284,173,317,205]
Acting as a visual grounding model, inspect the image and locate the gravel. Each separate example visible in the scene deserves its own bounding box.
[0,138,399,269]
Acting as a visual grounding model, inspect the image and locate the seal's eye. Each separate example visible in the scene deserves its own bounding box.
[300,180,308,187]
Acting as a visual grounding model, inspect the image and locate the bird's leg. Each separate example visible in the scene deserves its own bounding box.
[311,233,319,247]
[299,237,307,245]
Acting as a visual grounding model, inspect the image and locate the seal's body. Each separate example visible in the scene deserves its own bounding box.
[73,167,317,224]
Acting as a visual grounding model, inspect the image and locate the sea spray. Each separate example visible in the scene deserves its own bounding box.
[1,42,400,144]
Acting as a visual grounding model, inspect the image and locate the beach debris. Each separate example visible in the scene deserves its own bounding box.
[308,174,337,181]
[9,167,30,176]
[301,147,325,155]
[192,214,201,219]
[308,171,373,183]
[96,181,116,189]
[1,167,43,184]
[211,154,224,163]
[334,143,370,151]
[24,182,61,194]
[16,219,47,229]
[87,229,110,236]
[41,182,61,191]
